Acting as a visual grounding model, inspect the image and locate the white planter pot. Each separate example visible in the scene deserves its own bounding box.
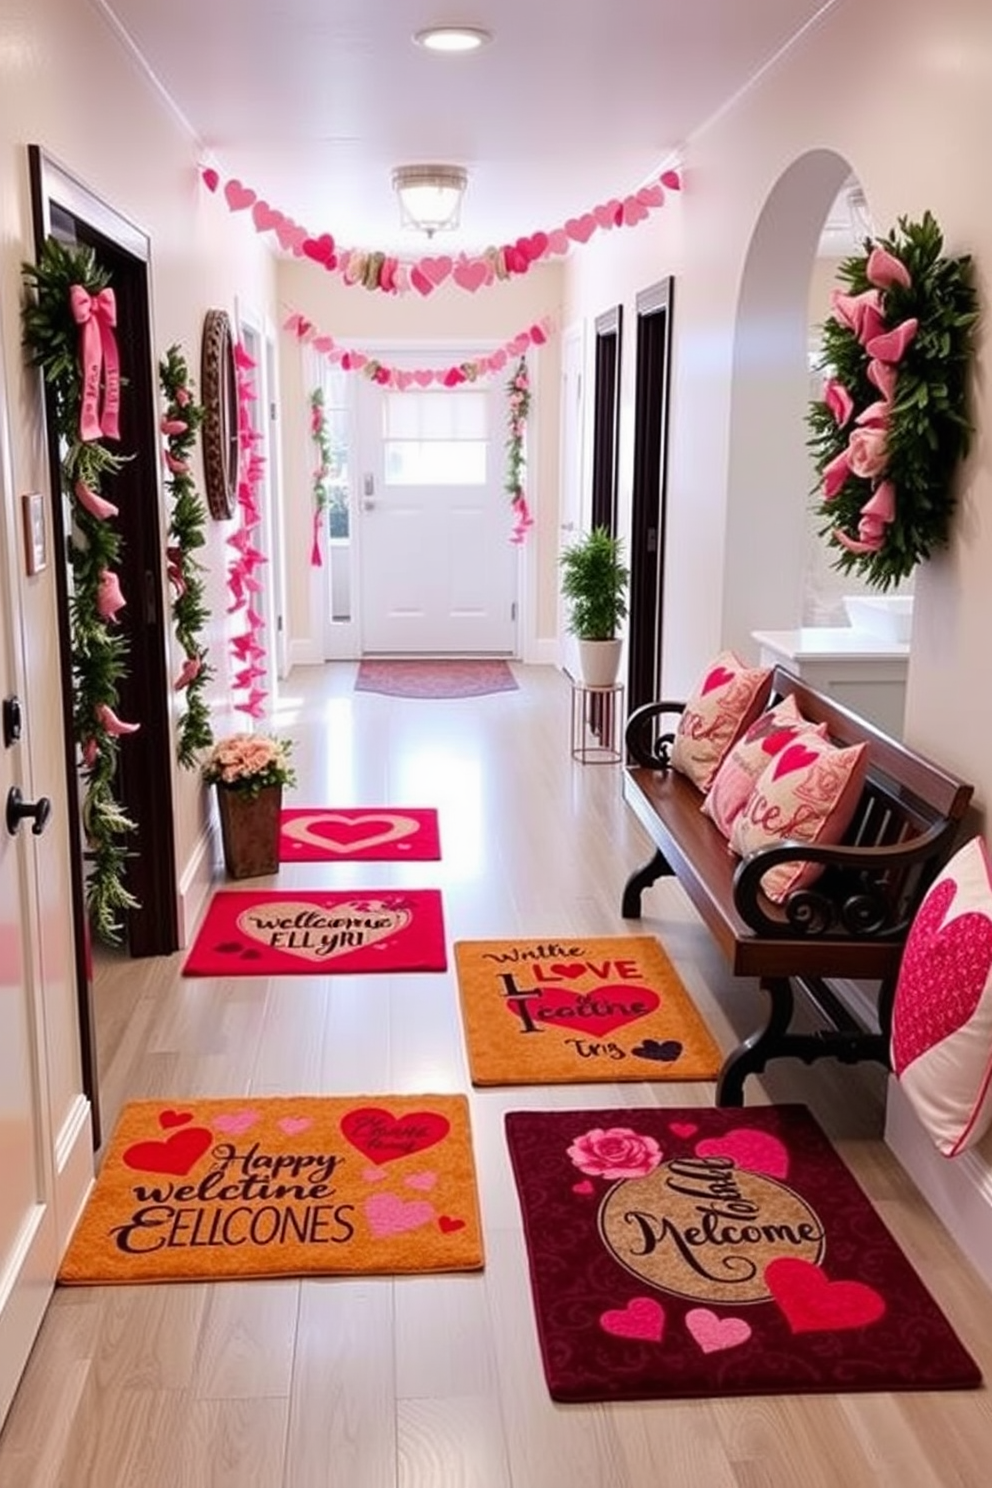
[577,638,622,687]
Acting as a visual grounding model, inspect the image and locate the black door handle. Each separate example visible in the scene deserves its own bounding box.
[5,786,52,837]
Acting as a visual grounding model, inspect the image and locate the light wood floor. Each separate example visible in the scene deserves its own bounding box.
[2,662,990,1487]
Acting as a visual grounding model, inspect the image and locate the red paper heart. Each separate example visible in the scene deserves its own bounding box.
[765,1258,886,1333]
[224,179,255,212]
[773,742,819,779]
[660,169,682,190]
[123,1127,213,1176]
[702,664,734,695]
[303,233,336,267]
[600,1297,665,1342]
[201,167,219,193]
[892,876,992,1071]
[438,1216,465,1233]
[340,1106,450,1165]
[517,983,660,1038]
[524,231,549,260]
[159,1109,193,1129]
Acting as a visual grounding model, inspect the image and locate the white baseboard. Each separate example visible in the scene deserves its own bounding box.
[177,825,218,947]
[522,638,558,666]
[885,1076,992,1291]
[288,638,325,668]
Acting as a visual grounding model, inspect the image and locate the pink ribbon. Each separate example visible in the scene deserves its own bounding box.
[69,285,121,442]
[311,508,323,567]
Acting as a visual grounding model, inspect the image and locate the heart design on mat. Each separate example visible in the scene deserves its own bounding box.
[631,1039,683,1062]
[572,1179,595,1195]
[123,1127,213,1176]
[549,962,587,980]
[438,1216,465,1233]
[518,983,660,1038]
[695,1129,790,1180]
[236,900,411,963]
[365,1193,436,1239]
[600,1297,665,1343]
[405,1171,438,1192]
[159,1109,193,1129]
[214,1109,259,1135]
[278,1116,313,1136]
[670,1122,698,1138]
[891,876,992,1071]
[685,1308,752,1354]
[281,812,419,854]
[765,1258,886,1333]
[341,1107,450,1165]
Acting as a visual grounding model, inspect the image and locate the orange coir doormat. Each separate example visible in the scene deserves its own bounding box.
[454,936,722,1085]
[59,1096,483,1284]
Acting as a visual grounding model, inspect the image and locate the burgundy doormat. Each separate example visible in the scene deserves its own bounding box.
[505,1104,981,1401]
[279,808,441,862]
[183,889,447,976]
[355,660,518,698]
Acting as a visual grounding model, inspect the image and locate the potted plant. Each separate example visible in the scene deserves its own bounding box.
[559,526,630,686]
[202,733,297,878]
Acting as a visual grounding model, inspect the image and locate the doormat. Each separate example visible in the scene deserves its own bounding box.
[355,660,518,698]
[454,936,721,1084]
[279,807,441,862]
[183,889,447,976]
[59,1095,483,1284]
[505,1103,981,1401]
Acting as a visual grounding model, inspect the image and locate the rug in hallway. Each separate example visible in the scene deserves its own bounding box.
[354,659,518,698]
[454,935,722,1084]
[183,888,447,975]
[279,807,441,862]
[59,1095,483,1283]
[505,1103,982,1400]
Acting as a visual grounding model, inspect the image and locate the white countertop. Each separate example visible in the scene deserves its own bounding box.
[752,627,910,662]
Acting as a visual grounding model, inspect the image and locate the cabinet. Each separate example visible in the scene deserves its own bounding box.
[752,628,909,739]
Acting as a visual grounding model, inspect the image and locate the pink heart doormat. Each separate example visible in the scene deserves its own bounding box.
[505,1104,981,1400]
[183,889,446,976]
[59,1095,482,1283]
[355,660,518,699]
[454,936,721,1083]
[279,807,440,862]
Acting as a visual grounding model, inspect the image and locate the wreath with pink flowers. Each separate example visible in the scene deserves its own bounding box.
[807,212,979,588]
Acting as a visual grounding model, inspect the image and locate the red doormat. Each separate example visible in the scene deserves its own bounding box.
[506,1104,981,1401]
[355,660,518,698]
[280,807,441,862]
[59,1095,483,1283]
[183,889,447,976]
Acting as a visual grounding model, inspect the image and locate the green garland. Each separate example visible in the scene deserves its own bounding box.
[807,211,979,589]
[159,345,214,767]
[21,237,139,945]
[310,385,331,518]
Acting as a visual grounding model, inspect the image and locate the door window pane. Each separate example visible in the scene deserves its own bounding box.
[383,389,488,486]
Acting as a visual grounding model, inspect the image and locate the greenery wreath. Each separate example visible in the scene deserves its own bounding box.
[159,345,214,767]
[21,237,139,945]
[807,211,979,589]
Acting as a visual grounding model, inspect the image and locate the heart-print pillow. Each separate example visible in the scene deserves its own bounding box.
[701,695,826,839]
[729,734,867,904]
[670,651,772,793]
[891,836,992,1156]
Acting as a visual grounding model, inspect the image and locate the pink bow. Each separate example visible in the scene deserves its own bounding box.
[69,285,121,442]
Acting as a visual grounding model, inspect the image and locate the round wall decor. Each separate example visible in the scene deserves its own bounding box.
[200,308,239,519]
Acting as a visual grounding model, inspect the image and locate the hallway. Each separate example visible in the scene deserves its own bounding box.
[1,663,990,1487]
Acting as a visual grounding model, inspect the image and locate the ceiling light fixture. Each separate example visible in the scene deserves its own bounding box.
[392,163,468,238]
[414,26,492,53]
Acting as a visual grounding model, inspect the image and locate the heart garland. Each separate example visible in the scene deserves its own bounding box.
[201,166,681,298]
[228,342,270,720]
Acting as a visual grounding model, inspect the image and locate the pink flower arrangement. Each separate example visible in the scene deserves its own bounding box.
[566,1126,662,1180]
[202,732,296,795]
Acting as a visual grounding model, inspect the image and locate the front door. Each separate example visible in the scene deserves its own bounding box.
[358,377,517,654]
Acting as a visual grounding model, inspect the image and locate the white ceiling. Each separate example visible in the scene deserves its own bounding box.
[100,0,837,253]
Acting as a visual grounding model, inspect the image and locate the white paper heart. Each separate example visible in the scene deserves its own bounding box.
[281,812,419,855]
[236,899,412,962]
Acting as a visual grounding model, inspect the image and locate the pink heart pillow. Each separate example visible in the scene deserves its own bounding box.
[729,735,867,904]
[670,651,772,793]
[701,695,826,839]
[891,836,992,1156]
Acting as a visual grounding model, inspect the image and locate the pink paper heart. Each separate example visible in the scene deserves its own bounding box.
[669,1122,698,1139]
[695,1128,790,1180]
[547,228,570,255]
[572,1179,595,1195]
[276,223,307,254]
[593,200,622,230]
[224,180,255,213]
[365,1192,436,1239]
[312,335,335,354]
[252,200,283,234]
[278,1116,312,1136]
[419,255,452,287]
[453,257,489,292]
[413,369,434,387]
[490,350,507,371]
[765,1258,886,1334]
[600,1297,665,1343]
[685,1308,752,1354]
[395,370,414,391]
[213,1108,259,1135]
[405,1170,438,1192]
[565,214,596,244]
[507,334,529,357]
[622,196,649,226]
[636,183,665,208]
[660,169,682,190]
[410,265,434,297]
[201,167,219,193]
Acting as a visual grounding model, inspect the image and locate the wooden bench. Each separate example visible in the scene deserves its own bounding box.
[621,666,973,1105]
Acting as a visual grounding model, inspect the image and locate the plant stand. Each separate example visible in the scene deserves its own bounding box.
[215,784,282,878]
[570,682,624,764]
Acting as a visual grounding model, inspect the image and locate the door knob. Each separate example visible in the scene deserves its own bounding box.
[5,786,52,837]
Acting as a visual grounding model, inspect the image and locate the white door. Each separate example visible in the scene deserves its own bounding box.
[358,378,517,654]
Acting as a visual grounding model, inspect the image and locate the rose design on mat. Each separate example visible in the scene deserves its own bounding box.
[567,1126,662,1180]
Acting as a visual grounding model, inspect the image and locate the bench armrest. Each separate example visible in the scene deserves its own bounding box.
[625,699,687,769]
[732,820,957,939]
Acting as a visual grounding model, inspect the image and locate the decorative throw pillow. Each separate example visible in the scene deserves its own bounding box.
[891,836,992,1157]
[729,734,868,904]
[701,695,826,840]
[670,651,772,793]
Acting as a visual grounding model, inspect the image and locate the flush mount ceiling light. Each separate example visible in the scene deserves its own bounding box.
[392,163,468,237]
[414,26,492,53]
